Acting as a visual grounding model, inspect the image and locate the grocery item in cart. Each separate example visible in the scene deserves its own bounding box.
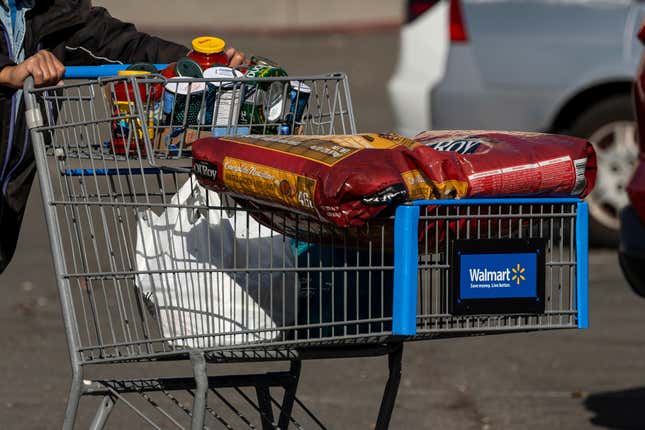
[109,70,162,155]
[192,131,596,247]
[412,130,597,198]
[126,62,158,73]
[244,64,288,123]
[243,63,288,83]
[286,80,311,133]
[161,59,204,127]
[135,177,297,348]
[160,55,204,81]
[154,59,205,152]
[239,87,267,133]
[192,133,420,227]
[203,66,249,135]
[249,55,283,68]
[187,36,229,69]
[409,130,596,248]
[162,80,206,126]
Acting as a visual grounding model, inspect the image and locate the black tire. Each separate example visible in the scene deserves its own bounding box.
[567,95,636,248]
[619,252,645,298]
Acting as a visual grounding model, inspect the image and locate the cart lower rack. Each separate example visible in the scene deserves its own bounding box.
[24,67,588,429]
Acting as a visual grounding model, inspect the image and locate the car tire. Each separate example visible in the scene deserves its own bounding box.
[567,95,638,247]
[619,252,645,298]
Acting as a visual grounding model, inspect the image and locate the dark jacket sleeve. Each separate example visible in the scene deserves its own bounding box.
[62,7,189,65]
[0,54,16,96]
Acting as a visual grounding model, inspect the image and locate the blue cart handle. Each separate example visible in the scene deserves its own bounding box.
[63,64,169,79]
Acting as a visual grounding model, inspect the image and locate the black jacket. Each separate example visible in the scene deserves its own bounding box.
[0,0,188,273]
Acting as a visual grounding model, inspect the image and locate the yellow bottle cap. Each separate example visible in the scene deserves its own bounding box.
[192,36,226,54]
[117,70,151,76]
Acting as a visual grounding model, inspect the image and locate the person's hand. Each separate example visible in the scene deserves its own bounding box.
[0,50,65,89]
[225,46,249,67]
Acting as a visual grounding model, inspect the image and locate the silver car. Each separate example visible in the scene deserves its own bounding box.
[388,0,645,245]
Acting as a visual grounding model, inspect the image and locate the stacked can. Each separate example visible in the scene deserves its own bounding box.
[203,66,250,136]
[161,58,205,127]
[239,86,267,132]
[242,64,288,133]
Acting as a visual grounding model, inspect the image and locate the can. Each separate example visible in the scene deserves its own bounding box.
[126,62,158,73]
[286,80,311,125]
[175,57,204,78]
[161,57,204,127]
[249,55,282,68]
[203,66,248,135]
[239,87,266,125]
[243,64,287,89]
[264,81,287,122]
[243,65,288,123]
[162,80,206,127]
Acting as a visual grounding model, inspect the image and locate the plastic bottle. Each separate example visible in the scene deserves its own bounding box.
[187,36,229,70]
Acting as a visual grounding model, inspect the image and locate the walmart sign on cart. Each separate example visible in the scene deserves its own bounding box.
[451,239,546,315]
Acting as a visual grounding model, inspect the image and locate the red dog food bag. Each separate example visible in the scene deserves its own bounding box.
[192,131,596,248]
[411,130,597,199]
[192,133,432,227]
[410,130,597,249]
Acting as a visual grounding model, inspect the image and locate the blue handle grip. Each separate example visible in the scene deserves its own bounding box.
[63,64,169,79]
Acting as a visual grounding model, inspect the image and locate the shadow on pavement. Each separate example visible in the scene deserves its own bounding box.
[585,387,645,429]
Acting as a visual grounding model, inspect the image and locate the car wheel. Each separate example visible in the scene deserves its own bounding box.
[568,95,638,247]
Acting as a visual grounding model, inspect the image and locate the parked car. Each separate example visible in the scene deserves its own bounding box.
[388,0,645,245]
[620,23,645,297]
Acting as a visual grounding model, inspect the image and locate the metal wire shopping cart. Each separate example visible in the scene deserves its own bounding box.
[23,66,589,429]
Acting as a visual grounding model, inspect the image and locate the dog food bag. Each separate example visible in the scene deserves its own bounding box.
[192,131,596,246]
[412,130,597,199]
[192,133,427,227]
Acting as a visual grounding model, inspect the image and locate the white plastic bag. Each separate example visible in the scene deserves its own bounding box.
[135,176,296,348]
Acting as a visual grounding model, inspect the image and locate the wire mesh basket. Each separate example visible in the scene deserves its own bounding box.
[24,68,588,430]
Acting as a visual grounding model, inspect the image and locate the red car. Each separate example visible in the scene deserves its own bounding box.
[620,25,645,297]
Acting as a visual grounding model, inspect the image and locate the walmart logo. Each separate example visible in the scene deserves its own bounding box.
[511,264,526,285]
[468,263,528,285]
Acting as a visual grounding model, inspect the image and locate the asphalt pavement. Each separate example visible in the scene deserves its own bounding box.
[1,30,645,430]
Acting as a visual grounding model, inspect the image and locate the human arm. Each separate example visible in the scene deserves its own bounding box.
[62,6,248,66]
[61,6,188,65]
[0,50,65,89]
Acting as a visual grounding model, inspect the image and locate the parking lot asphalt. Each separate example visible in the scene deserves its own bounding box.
[1,30,644,429]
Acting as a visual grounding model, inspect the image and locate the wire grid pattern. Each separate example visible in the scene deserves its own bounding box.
[86,381,327,430]
[30,75,395,364]
[29,75,581,367]
[414,203,579,336]
[82,73,356,161]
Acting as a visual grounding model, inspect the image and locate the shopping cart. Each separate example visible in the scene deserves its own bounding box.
[23,66,589,429]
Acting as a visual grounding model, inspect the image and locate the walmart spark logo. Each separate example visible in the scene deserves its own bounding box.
[511,264,526,285]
